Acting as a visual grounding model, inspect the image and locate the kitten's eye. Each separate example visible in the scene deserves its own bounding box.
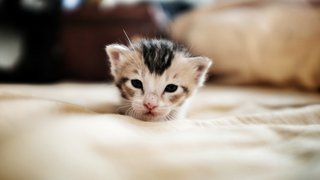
[131,79,143,89]
[164,84,178,93]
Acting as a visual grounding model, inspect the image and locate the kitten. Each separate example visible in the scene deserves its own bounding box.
[106,39,212,121]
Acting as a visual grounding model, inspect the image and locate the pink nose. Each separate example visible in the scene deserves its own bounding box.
[143,93,158,110]
[143,102,157,110]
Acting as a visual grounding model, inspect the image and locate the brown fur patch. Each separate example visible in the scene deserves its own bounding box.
[181,86,190,96]
[120,91,128,100]
[122,85,135,98]
[173,74,178,79]
[133,69,139,74]
[169,93,185,104]
[116,77,129,89]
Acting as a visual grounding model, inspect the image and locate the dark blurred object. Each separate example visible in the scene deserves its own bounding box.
[159,1,194,20]
[60,3,168,81]
[0,0,62,83]
[0,1,194,82]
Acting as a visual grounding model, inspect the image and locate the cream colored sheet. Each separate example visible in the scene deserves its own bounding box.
[0,83,319,180]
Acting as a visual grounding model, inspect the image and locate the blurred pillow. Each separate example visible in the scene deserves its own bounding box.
[170,2,320,91]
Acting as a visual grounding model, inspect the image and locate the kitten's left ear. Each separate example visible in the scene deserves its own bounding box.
[189,57,212,86]
[105,44,130,77]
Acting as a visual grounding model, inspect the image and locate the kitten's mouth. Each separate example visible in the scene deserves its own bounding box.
[144,111,156,116]
[138,110,172,121]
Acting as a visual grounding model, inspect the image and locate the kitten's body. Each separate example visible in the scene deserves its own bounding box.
[106,39,211,121]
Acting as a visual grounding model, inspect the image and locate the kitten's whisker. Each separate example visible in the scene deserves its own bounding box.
[129,107,139,120]
[118,101,132,105]
[116,105,131,112]
[166,114,173,121]
[123,29,142,66]
[167,111,177,121]
[123,29,135,50]
[121,99,132,102]
[125,107,133,116]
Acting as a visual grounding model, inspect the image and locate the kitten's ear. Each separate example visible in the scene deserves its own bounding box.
[189,57,212,86]
[105,44,130,77]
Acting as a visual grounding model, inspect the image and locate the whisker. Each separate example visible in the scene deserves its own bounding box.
[116,105,131,111]
[123,29,142,66]
[123,29,135,50]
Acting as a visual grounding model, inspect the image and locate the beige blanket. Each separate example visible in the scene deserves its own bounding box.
[0,83,320,180]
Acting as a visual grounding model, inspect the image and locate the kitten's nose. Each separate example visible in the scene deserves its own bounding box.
[143,93,158,110]
[143,102,157,110]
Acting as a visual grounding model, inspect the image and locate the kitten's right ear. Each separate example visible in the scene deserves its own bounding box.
[188,56,212,86]
[105,44,130,76]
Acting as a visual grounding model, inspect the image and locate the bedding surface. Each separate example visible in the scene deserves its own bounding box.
[0,83,319,180]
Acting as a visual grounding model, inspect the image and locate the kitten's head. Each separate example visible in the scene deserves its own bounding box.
[106,39,212,121]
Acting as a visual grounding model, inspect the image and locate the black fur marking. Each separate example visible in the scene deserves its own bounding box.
[138,39,187,75]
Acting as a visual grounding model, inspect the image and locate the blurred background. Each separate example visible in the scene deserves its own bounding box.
[0,0,319,91]
[0,0,205,82]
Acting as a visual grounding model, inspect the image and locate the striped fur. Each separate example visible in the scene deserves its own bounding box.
[136,39,188,75]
